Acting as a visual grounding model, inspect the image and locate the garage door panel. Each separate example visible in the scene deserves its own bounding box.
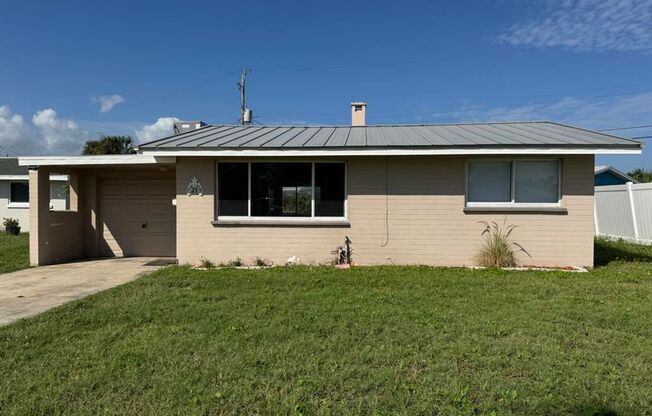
[100,179,175,257]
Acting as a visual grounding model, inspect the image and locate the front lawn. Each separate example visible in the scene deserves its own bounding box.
[0,240,651,414]
[0,232,29,274]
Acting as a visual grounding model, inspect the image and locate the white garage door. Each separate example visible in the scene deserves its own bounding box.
[100,179,176,257]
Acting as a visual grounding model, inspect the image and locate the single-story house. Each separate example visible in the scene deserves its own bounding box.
[594,165,638,186]
[0,158,68,232]
[19,104,642,268]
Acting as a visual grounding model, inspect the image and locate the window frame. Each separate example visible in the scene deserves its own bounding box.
[215,161,348,223]
[465,158,562,208]
[8,181,29,208]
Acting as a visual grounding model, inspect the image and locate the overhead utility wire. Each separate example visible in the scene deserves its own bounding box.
[0,144,20,157]
[599,124,652,132]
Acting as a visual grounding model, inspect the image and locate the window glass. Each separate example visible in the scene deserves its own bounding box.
[515,161,559,203]
[315,163,345,216]
[10,182,29,203]
[467,161,511,203]
[217,163,248,216]
[251,163,311,217]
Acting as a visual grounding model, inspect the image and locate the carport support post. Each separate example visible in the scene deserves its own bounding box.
[28,166,51,266]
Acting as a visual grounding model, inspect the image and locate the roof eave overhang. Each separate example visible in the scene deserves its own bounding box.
[138,146,642,157]
[18,155,176,167]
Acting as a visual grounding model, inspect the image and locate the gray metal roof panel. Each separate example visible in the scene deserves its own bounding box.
[137,121,642,150]
[325,127,350,146]
[304,127,337,147]
[282,127,321,147]
[346,128,366,146]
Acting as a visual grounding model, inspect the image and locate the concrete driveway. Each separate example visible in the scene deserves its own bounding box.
[0,257,174,326]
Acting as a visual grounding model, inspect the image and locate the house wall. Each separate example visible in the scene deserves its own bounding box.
[0,179,67,232]
[176,155,595,268]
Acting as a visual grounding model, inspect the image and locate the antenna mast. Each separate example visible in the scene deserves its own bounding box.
[237,68,252,125]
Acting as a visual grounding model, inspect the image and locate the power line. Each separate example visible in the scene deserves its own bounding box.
[631,135,652,140]
[112,69,242,111]
[599,124,652,132]
[0,144,20,157]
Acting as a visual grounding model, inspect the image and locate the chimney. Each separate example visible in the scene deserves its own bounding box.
[173,120,207,135]
[351,102,367,126]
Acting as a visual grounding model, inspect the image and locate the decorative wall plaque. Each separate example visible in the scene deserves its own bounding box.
[187,176,203,196]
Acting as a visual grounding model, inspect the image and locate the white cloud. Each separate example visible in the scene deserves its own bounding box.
[32,108,90,154]
[0,106,32,155]
[135,117,179,143]
[0,106,90,155]
[456,92,652,131]
[92,94,125,113]
[497,0,652,52]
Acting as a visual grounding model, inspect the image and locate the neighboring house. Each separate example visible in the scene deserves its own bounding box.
[594,165,638,186]
[0,158,68,232]
[19,104,642,268]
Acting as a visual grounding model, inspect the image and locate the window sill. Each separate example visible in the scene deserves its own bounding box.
[7,202,29,208]
[464,206,568,214]
[212,218,351,227]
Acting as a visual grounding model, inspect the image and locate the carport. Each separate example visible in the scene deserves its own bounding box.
[20,155,177,266]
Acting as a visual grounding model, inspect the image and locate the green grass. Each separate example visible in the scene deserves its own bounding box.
[0,232,29,274]
[0,240,651,414]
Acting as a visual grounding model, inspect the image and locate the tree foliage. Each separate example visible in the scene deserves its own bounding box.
[627,168,652,183]
[81,136,136,155]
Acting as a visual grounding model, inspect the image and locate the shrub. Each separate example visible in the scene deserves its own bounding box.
[477,219,529,268]
[254,257,269,267]
[199,258,215,268]
[3,218,20,235]
[331,236,353,265]
[228,257,244,267]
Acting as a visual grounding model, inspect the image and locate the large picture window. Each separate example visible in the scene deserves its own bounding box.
[217,162,346,219]
[467,159,560,205]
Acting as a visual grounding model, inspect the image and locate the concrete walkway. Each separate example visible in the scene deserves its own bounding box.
[0,257,174,326]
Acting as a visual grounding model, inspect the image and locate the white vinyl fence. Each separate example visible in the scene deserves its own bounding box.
[594,182,652,244]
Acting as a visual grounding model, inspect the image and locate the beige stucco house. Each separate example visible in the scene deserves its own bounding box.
[19,105,642,268]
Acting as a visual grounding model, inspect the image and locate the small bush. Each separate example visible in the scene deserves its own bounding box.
[254,257,269,267]
[477,219,529,268]
[199,258,216,268]
[228,257,244,267]
[3,218,20,235]
[331,236,353,265]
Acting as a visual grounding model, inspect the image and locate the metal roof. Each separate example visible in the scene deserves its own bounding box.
[0,158,28,175]
[138,121,642,150]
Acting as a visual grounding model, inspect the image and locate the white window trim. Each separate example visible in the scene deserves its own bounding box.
[215,161,348,223]
[465,158,562,208]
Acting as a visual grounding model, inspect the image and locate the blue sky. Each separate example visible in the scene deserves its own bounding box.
[1,0,651,170]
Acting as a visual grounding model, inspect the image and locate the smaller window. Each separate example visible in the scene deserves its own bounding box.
[466,159,561,206]
[354,105,363,111]
[10,182,29,204]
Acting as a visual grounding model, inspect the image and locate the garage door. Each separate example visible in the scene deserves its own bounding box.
[100,179,176,257]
